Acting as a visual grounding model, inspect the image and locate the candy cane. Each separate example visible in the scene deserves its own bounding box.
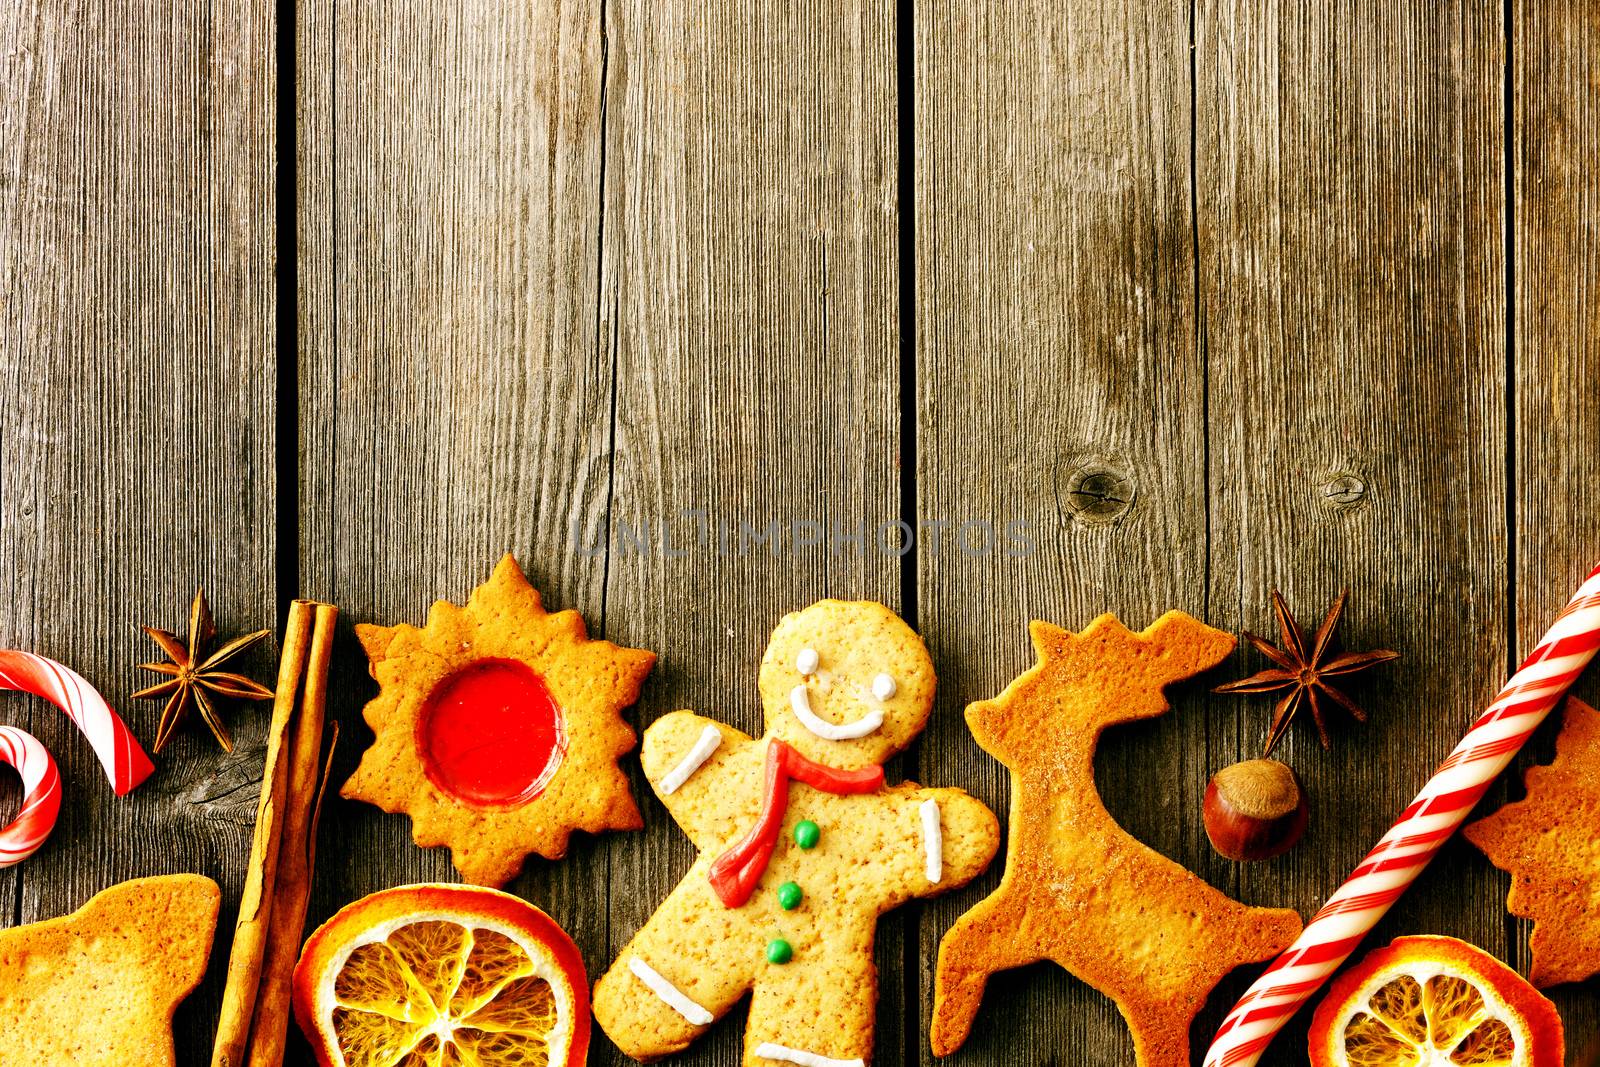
[0,650,154,795]
[1205,561,1600,1067]
[0,726,62,865]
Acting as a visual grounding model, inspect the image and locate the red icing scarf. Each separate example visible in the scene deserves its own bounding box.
[707,739,884,908]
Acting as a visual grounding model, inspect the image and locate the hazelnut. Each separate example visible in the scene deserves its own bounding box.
[1203,758,1308,862]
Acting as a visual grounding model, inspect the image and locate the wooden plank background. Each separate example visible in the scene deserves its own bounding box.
[0,0,278,1048]
[915,1,1209,1060]
[1,1,1597,1065]
[1514,0,1600,1044]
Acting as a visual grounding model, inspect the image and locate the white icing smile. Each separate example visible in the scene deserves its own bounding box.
[788,684,883,741]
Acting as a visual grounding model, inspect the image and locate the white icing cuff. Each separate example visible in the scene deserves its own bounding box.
[629,957,714,1026]
[754,1043,866,1067]
[788,684,883,741]
[920,797,943,883]
[659,724,722,795]
[796,647,819,675]
[871,672,897,700]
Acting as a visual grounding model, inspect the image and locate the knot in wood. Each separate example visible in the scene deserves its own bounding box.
[1063,463,1134,525]
[1321,472,1367,507]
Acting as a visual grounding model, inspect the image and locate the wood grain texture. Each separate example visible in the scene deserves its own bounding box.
[1196,0,1508,1059]
[597,2,902,1064]
[914,2,1209,1063]
[1511,0,1600,1044]
[914,0,1523,1063]
[0,1,1596,1064]
[293,0,615,1061]
[0,0,276,1055]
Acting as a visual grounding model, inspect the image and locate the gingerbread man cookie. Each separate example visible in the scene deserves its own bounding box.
[931,612,1303,1066]
[594,600,999,1067]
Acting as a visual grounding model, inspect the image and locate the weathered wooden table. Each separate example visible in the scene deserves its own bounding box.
[4,1,1597,1064]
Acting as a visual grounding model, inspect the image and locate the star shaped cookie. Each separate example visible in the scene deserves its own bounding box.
[1464,696,1600,987]
[343,554,655,886]
[932,612,1304,1066]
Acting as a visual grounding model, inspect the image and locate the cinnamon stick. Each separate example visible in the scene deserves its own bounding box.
[211,599,316,1067]
[245,602,338,1067]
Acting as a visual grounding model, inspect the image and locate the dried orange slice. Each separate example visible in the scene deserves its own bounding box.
[1309,935,1563,1067]
[292,883,589,1067]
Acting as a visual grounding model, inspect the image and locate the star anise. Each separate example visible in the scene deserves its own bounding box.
[132,590,274,752]
[1215,589,1398,755]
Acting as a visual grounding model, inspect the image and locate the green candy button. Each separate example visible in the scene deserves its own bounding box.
[766,938,793,965]
[777,881,803,910]
[794,820,821,850]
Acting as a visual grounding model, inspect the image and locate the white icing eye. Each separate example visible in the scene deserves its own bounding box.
[795,648,819,675]
[871,673,897,701]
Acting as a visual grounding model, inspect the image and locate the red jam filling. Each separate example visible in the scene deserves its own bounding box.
[416,658,567,808]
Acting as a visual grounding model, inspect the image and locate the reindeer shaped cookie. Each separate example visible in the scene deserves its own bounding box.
[594,600,999,1067]
[931,612,1303,1066]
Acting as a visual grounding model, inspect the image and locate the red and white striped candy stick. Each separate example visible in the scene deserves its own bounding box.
[1205,561,1600,1067]
[0,650,154,795]
[0,726,62,865]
